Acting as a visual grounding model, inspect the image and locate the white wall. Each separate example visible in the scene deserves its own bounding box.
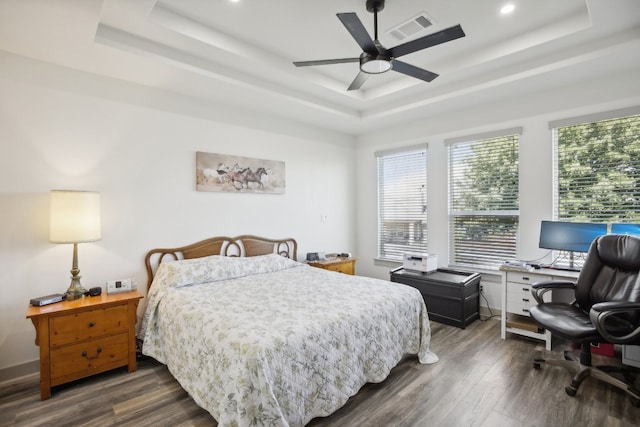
[0,56,357,374]
[355,68,640,312]
[2,51,639,378]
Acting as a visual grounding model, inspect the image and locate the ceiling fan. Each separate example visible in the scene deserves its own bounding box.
[293,0,465,91]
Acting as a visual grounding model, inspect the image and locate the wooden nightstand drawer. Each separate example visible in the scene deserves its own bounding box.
[325,261,354,275]
[50,332,129,386]
[308,258,356,275]
[50,305,129,347]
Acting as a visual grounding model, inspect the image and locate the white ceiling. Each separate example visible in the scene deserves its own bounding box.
[0,0,639,135]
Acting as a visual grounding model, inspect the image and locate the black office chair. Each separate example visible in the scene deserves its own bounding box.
[529,234,640,405]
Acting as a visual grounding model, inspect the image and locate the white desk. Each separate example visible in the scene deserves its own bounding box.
[500,267,579,350]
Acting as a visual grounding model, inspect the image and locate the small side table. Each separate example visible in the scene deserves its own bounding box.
[26,290,143,399]
[308,257,356,275]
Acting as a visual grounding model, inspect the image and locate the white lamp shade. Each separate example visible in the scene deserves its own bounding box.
[50,190,101,243]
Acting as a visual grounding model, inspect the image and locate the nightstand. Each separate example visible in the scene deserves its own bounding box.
[26,290,143,400]
[308,257,356,275]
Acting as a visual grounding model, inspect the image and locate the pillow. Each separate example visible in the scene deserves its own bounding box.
[151,253,302,290]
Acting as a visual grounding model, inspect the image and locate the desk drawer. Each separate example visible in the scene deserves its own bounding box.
[50,332,129,386]
[506,272,552,284]
[507,288,535,306]
[50,305,129,347]
[507,298,535,316]
[506,282,550,315]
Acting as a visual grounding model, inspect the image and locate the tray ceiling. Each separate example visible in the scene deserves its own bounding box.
[0,0,639,134]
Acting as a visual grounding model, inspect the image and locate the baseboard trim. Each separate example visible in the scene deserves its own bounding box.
[480,306,502,320]
[0,360,39,385]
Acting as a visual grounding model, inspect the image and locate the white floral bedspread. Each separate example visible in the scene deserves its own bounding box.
[139,254,438,427]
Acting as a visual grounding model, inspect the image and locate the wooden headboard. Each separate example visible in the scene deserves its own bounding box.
[144,235,298,289]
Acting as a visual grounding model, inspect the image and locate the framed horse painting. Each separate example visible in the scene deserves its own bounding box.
[196,151,286,194]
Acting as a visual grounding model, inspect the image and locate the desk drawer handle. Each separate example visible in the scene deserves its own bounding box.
[522,287,529,292]
[522,298,530,302]
[88,321,95,328]
[82,347,102,360]
[522,308,529,313]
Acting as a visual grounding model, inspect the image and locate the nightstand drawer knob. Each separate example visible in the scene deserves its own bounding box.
[88,321,96,328]
[82,347,102,359]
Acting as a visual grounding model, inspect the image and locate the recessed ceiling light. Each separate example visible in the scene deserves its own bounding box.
[500,3,515,15]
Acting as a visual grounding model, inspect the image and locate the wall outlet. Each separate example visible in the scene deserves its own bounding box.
[480,284,484,292]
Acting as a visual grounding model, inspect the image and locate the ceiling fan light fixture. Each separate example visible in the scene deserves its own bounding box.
[360,53,392,74]
[292,0,465,90]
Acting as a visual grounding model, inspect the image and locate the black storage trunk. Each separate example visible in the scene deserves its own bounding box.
[390,267,481,329]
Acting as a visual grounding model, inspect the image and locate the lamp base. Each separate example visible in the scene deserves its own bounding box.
[64,242,86,301]
[65,276,86,301]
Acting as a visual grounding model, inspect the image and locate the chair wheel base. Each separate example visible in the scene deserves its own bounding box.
[532,345,640,405]
[533,357,544,370]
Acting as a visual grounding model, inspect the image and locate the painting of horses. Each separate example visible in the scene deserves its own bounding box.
[196,152,285,193]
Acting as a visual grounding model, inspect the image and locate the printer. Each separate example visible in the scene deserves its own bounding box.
[403,253,438,273]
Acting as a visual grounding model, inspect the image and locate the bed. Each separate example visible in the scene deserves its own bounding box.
[139,235,438,427]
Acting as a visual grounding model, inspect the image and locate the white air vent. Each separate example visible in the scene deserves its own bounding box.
[386,12,435,42]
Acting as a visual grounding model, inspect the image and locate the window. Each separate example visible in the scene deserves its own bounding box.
[551,107,640,224]
[377,146,427,261]
[447,128,521,269]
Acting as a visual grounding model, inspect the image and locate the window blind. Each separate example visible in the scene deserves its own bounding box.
[377,147,427,261]
[553,113,640,223]
[448,132,520,268]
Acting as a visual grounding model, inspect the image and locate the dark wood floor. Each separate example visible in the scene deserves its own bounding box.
[1,319,638,426]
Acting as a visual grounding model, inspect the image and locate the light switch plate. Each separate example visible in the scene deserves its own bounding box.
[106,278,135,294]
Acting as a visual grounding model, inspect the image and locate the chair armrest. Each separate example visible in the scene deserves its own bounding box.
[530,280,575,304]
[590,302,640,344]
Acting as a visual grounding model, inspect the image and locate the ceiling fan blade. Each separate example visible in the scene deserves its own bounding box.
[389,24,465,58]
[347,71,369,91]
[337,12,378,55]
[293,58,360,67]
[392,60,439,82]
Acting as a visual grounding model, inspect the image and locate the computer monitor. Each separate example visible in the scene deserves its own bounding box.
[611,223,640,236]
[539,221,607,253]
[539,221,607,270]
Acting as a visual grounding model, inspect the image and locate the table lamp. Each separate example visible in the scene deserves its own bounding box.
[50,190,101,301]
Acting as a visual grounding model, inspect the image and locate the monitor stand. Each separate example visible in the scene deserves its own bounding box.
[569,250,575,270]
[552,251,581,272]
